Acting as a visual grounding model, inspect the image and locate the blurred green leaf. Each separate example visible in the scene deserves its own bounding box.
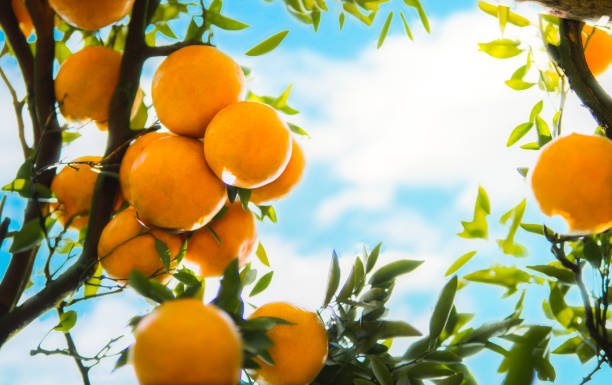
[377,12,393,49]
[154,238,171,272]
[250,271,274,297]
[478,39,522,59]
[369,259,423,286]
[256,242,270,267]
[84,263,104,297]
[458,186,490,239]
[207,11,249,30]
[54,310,77,332]
[463,266,534,296]
[527,264,574,284]
[245,30,289,56]
[9,219,44,253]
[369,356,393,385]
[403,0,429,32]
[366,242,382,273]
[445,251,477,277]
[323,250,341,307]
[430,276,458,340]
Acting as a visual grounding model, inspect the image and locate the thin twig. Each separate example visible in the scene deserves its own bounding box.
[56,306,90,385]
[0,65,29,158]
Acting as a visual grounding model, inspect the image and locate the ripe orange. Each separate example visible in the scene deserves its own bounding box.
[131,299,242,385]
[12,0,33,37]
[251,139,306,204]
[97,206,182,281]
[49,0,135,31]
[55,46,121,124]
[531,133,612,234]
[50,156,101,229]
[119,132,170,205]
[249,302,328,385]
[204,101,292,189]
[582,26,612,77]
[151,45,245,138]
[185,203,257,277]
[129,135,227,231]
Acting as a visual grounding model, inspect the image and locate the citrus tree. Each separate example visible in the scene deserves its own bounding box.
[0,0,611,384]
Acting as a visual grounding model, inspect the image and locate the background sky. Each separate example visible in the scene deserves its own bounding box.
[0,0,611,384]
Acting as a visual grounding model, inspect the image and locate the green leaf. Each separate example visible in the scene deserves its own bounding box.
[377,12,393,49]
[369,259,423,286]
[173,268,201,286]
[255,242,270,267]
[526,264,575,284]
[519,223,544,235]
[552,336,581,354]
[10,218,45,253]
[343,4,373,26]
[156,22,177,39]
[477,2,530,27]
[61,131,81,144]
[462,318,523,343]
[505,79,535,91]
[463,266,533,296]
[496,199,527,257]
[213,259,244,318]
[128,270,174,303]
[377,320,422,338]
[458,186,490,239]
[446,251,477,277]
[273,85,292,109]
[520,142,539,150]
[287,123,309,137]
[130,99,148,130]
[113,347,130,371]
[184,18,200,41]
[84,263,104,297]
[312,10,321,32]
[257,205,277,223]
[250,271,274,297]
[366,242,382,273]
[478,39,522,59]
[245,30,289,56]
[506,122,533,147]
[323,250,341,307]
[54,310,77,332]
[238,188,251,210]
[55,41,72,64]
[430,276,458,340]
[582,237,602,269]
[3,178,55,200]
[207,11,249,30]
[529,100,543,122]
[154,238,171,272]
[403,0,429,33]
[535,116,552,146]
[369,356,393,385]
[399,12,413,40]
[339,12,345,30]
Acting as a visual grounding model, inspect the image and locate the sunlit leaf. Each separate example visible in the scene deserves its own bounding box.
[478,39,522,59]
[54,310,77,332]
[245,30,289,56]
[445,251,477,277]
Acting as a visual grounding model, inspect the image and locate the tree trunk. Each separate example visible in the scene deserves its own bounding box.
[516,0,612,20]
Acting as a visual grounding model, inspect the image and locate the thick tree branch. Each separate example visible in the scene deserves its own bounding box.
[0,0,156,348]
[547,19,612,139]
[0,0,61,318]
[0,0,37,135]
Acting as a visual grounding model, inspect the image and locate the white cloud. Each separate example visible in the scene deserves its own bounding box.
[248,9,612,224]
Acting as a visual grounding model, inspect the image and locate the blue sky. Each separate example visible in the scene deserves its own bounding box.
[1,0,611,384]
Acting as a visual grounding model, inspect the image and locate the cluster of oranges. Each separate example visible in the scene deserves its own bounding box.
[29,1,323,384]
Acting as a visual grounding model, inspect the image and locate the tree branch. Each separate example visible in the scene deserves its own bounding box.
[0,0,37,135]
[144,40,210,57]
[0,65,29,158]
[0,0,62,318]
[57,307,90,385]
[547,19,612,139]
[0,0,157,348]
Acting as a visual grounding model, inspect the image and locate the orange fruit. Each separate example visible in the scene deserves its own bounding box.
[249,302,328,385]
[531,133,612,234]
[97,206,182,281]
[151,45,245,137]
[119,132,170,205]
[185,203,257,277]
[251,139,306,204]
[582,26,612,77]
[12,0,33,37]
[204,101,292,189]
[55,46,121,124]
[130,135,226,231]
[50,156,101,229]
[49,0,135,31]
[131,299,242,385]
